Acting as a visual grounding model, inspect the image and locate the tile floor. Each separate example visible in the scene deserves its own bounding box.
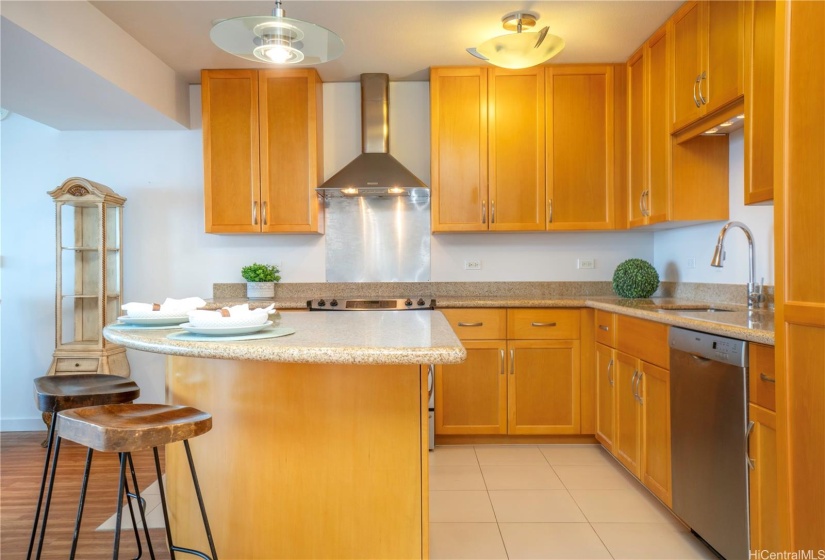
[99,444,717,559]
[429,444,717,560]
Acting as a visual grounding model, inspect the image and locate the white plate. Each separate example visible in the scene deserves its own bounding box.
[180,321,273,336]
[117,315,189,326]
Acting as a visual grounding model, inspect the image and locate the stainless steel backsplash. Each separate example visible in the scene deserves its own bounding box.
[324,197,430,282]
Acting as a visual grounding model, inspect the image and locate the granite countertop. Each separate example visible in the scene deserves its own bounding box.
[104,310,466,365]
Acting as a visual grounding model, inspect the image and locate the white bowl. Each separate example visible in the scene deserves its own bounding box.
[187,310,269,328]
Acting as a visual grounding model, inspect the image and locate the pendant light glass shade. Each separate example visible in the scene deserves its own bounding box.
[468,12,564,69]
[210,1,344,65]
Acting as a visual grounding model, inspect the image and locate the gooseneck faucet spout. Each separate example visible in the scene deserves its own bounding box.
[710,221,763,309]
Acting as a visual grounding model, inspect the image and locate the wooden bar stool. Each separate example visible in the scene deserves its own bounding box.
[29,374,141,560]
[57,403,218,560]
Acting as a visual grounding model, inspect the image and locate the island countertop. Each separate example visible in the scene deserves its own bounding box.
[104,310,466,365]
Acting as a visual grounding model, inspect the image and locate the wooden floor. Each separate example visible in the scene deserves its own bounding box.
[1,431,172,559]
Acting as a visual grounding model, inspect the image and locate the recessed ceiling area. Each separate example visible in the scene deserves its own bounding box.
[1,0,681,130]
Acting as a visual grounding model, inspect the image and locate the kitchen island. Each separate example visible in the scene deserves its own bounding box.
[104,311,465,560]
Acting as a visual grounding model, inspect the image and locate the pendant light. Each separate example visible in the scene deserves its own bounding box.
[468,11,564,69]
[210,0,344,65]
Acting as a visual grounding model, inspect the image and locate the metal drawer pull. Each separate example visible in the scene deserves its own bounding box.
[482,200,487,224]
[607,359,614,387]
[457,322,483,327]
[499,349,505,375]
[746,421,755,470]
[598,325,610,331]
[759,373,776,383]
[531,322,557,327]
[509,349,515,375]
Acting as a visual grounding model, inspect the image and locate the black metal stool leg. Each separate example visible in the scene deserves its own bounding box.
[34,435,62,560]
[27,409,58,560]
[122,474,144,560]
[69,447,94,560]
[153,447,176,560]
[185,440,219,560]
[113,452,128,560]
[127,452,156,560]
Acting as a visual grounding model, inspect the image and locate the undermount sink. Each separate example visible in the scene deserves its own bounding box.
[654,304,735,313]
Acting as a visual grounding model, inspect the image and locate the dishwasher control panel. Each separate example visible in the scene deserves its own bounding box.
[669,326,748,367]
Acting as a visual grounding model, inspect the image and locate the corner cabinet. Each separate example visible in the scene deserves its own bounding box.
[201,69,324,234]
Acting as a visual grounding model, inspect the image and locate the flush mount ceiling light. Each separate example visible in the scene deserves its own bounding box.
[210,0,344,65]
[468,11,564,69]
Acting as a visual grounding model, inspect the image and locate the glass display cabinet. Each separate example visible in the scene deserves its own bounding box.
[46,177,130,378]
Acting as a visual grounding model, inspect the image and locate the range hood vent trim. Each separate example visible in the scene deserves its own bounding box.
[317,73,429,198]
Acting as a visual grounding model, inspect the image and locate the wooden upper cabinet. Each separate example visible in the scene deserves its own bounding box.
[744,0,776,205]
[670,0,745,132]
[489,68,546,231]
[646,27,670,225]
[546,65,615,230]
[202,69,323,234]
[202,70,260,233]
[430,67,488,232]
[627,47,647,228]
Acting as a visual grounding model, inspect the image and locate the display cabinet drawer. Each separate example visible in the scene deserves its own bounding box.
[440,309,507,340]
[55,358,99,372]
[595,310,617,347]
[507,309,580,340]
[749,343,776,411]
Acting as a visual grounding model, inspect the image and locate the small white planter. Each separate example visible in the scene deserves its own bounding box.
[246,282,275,299]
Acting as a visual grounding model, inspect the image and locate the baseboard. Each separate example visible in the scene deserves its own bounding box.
[1,418,46,432]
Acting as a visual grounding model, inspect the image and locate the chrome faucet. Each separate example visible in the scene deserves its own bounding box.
[710,221,764,309]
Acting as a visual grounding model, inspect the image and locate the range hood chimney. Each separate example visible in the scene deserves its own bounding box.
[317,74,429,198]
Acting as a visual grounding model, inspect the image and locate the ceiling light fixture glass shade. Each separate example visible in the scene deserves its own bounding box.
[210,0,344,65]
[468,11,564,69]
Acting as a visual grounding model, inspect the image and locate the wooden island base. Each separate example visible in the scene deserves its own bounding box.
[165,356,430,560]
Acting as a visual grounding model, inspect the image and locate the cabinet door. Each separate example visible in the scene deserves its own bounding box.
[430,67,488,232]
[489,68,546,231]
[595,343,616,452]
[436,341,507,435]
[671,1,705,131]
[647,26,671,224]
[546,65,614,230]
[259,69,323,233]
[748,404,781,552]
[202,70,261,233]
[508,340,580,435]
[614,351,641,477]
[704,0,745,114]
[640,361,672,507]
[627,48,647,228]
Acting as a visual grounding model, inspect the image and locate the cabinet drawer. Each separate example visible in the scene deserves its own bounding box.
[507,309,580,340]
[749,343,776,411]
[595,310,617,347]
[616,315,669,369]
[55,358,99,372]
[440,309,506,340]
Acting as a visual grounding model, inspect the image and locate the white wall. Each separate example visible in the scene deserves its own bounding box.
[5,81,734,430]
[653,129,774,285]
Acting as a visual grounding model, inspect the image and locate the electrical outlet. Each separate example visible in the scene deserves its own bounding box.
[687,257,696,269]
[464,259,481,270]
[577,258,595,270]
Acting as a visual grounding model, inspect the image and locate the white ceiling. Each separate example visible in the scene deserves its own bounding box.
[1,0,681,130]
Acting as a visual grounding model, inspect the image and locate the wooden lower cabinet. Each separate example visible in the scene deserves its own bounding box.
[508,339,581,435]
[640,361,672,507]
[435,340,507,435]
[614,351,642,477]
[749,403,781,552]
[595,342,616,452]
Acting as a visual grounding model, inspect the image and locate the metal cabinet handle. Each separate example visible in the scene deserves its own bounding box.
[262,201,268,225]
[598,325,610,332]
[760,373,776,383]
[642,190,650,216]
[482,200,487,224]
[457,322,483,327]
[698,71,708,105]
[491,200,496,224]
[607,359,614,387]
[636,371,644,404]
[693,75,701,108]
[252,201,259,225]
[499,349,505,375]
[509,349,515,375]
[548,199,553,223]
[631,370,639,400]
[531,322,557,327]
[746,421,755,470]
[639,191,647,217]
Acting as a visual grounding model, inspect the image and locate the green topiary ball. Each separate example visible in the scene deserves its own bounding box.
[612,258,660,298]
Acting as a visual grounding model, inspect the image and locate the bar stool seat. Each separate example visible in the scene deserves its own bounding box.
[57,403,212,452]
[34,374,140,413]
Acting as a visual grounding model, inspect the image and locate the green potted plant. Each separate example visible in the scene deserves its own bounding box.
[612,258,660,298]
[241,263,281,299]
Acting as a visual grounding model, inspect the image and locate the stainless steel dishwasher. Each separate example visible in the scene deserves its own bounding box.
[670,326,749,560]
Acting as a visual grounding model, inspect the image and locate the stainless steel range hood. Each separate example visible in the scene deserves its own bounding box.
[317,74,429,198]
